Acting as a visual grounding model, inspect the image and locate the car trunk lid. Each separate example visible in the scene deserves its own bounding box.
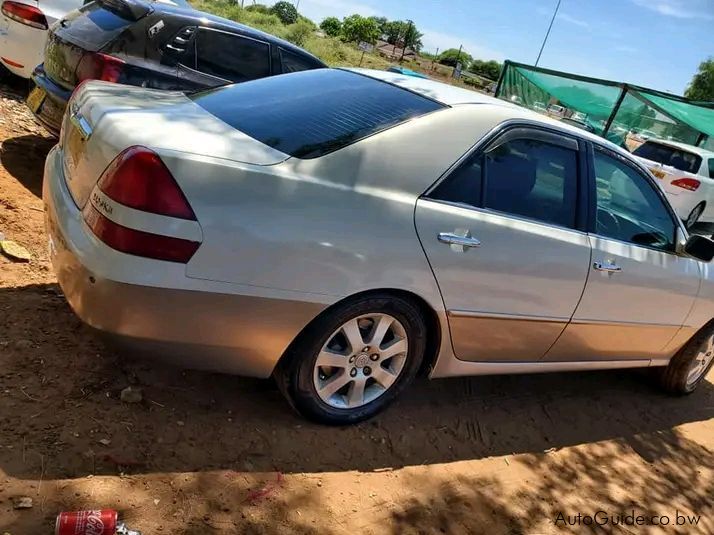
[45,0,151,89]
[60,81,289,209]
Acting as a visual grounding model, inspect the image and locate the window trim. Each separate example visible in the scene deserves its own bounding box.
[187,27,272,83]
[587,142,681,255]
[708,158,714,179]
[424,122,588,232]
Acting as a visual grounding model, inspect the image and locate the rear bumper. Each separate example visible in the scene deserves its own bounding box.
[0,19,46,78]
[29,64,72,136]
[43,145,326,378]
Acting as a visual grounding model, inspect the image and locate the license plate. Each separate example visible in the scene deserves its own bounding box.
[649,168,666,179]
[26,86,46,113]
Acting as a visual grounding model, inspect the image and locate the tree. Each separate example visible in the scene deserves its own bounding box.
[383,20,423,52]
[367,16,389,37]
[285,20,313,47]
[320,16,342,37]
[469,59,503,81]
[438,48,473,69]
[340,14,379,44]
[270,1,298,25]
[685,58,714,101]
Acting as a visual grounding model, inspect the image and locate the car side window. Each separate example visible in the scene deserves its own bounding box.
[431,137,578,228]
[708,158,714,179]
[483,138,578,228]
[279,47,317,73]
[195,29,271,83]
[593,149,676,251]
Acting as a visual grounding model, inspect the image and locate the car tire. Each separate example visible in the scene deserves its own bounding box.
[275,294,427,425]
[685,202,705,229]
[659,324,714,395]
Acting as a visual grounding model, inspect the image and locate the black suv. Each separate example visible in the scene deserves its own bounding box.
[28,0,326,135]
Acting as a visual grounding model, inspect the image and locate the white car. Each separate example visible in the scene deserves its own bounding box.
[547,104,565,119]
[632,139,714,228]
[0,0,82,78]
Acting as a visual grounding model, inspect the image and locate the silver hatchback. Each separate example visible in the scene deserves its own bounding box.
[43,68,714,424]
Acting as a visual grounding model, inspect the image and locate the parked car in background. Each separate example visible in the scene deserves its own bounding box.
[547,103,565,118]
[571,111,587,122]
[0,0,82,78]
[27,0,326,135]
[386,66,429,79]
[633,139,714,228]
[44,68,714,424]
[560,116,595,133]
[632,129,658,142]
[531,101,547,113]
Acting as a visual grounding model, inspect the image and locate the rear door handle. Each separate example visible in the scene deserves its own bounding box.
[438,230,481,252]
[593,261,622,273]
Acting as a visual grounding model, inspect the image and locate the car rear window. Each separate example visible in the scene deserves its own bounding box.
[633,141,702,174]
[190,69,445,159]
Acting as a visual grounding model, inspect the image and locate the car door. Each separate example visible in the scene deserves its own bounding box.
[415,126,592,362]
[545,145,701,362]
[176,28,272,90]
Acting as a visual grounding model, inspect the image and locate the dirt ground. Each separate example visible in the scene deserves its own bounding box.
[0,71,712,535]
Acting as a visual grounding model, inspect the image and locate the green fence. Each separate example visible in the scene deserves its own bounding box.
[495,61,714,149]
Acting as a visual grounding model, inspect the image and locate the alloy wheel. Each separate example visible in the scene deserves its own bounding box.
[687,334,714,388]
[313,313,408,409]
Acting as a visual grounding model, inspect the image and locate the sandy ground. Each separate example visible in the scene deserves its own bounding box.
[0,71,712,535]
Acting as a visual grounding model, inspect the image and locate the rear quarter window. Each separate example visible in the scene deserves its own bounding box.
[190,69,445,159]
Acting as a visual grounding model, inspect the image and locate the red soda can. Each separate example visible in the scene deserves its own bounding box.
[55,510,116,535]
[55,510,140,535]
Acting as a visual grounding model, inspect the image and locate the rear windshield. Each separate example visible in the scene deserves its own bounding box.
[633,141,702,174]
[190,69,445,159]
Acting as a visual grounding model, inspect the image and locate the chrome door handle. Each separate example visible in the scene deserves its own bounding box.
[438,231,481,250]
[593,261,622,273]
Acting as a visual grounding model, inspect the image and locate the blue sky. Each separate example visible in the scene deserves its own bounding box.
[278,0,713,95]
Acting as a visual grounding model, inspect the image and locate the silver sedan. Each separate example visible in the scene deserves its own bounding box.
[43,68,714,424]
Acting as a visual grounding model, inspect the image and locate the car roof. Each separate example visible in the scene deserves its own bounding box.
[153,3,326,66]
[350,68,627,152]
[640,138,714,158]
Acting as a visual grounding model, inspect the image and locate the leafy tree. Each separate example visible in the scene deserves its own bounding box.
[270,1,298,25]
[285,20,313,47]
[402,20,423,52]
[320,16,342,37]
[383,20,423,51]
[340,14,379,44]
[685,57,714,101]
[438,48,473,69]
[469,59,503,81]
[367,16,389,37]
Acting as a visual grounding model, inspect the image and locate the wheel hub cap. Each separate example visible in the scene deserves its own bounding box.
[313,313,409,409]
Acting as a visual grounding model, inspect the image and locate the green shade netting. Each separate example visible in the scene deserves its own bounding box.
[638,91,714,138]
[497,63,714,144]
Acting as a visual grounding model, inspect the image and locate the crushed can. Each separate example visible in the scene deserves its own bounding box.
[55,509,141,535]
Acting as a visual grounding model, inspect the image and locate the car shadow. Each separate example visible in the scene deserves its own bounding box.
[1,282,713,484]
[0,135,55,198]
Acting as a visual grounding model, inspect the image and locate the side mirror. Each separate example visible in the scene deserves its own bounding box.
[684,234,714,262]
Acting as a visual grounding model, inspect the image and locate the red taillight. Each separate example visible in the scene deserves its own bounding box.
[75,52,125,83]
[84,146,199,263]
[671,177,701,191]
[97,146,196,220]
[1,1,47,29]
[84,206,199,263]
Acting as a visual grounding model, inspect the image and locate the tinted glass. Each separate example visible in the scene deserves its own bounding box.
[483,138,578,228]
[632,141,702,174]
[431,155,483,207]
[280,47,318,73]
[709,159,714,179]
[594,150,675,251]
[195,30,270,83]
[191,69,445,159]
